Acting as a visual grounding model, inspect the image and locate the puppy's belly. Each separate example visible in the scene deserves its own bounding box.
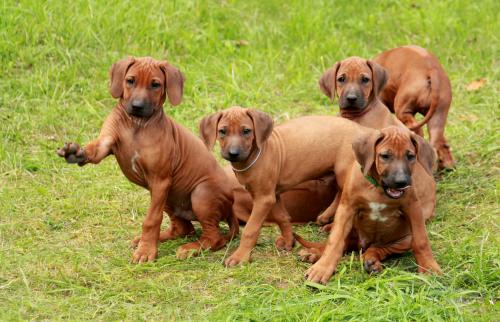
[173,208,197,221]
[355,208,410,248]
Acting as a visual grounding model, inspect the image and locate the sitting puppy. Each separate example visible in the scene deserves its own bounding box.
[373,45,455,170]
[57,57,238,263]
[223,165,337,241]
[200,106,371,267]
[299,126,442,284]
[317,57,436,228]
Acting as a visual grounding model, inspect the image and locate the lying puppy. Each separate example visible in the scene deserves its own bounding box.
[57,57,238,263]
[301,126,442,284]
[224,165,337,238]
[200,106,369,266]
[373,45,455,170]
[317,56,436,228]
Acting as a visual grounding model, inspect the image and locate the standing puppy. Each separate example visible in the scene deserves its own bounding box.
[57,57,238,263]
[373,45,455,170]
[317,56,436,228]
[200,107,370,266]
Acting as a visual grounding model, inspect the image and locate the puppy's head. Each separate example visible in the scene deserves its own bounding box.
[319,57,387,111]
[199,106,273,163]
[109,57,184,118]
[353,126,432,199]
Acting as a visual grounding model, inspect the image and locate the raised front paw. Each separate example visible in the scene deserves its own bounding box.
[56,142,87,165]
[305,260,336,285]
[131,241,158,263]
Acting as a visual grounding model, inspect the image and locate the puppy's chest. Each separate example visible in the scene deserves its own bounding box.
[358,202,402,223]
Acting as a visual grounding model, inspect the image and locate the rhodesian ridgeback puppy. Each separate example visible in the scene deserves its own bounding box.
[224,165,337,227]
[373,45,455,170]
[317,56,436,228]
[200,106,371,267]
[299,126,441,284]
[57,57,238,263]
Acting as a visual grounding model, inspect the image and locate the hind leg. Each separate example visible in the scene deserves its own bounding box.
[394,94,424,136]
[131,212,195,248]
[427,103,455,170]
[363,235,412,273]
[176,183,229,259]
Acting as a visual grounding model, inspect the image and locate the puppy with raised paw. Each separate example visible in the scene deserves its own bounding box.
[57,57,238,263]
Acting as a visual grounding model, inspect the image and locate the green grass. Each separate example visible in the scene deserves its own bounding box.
[1,0,499,320]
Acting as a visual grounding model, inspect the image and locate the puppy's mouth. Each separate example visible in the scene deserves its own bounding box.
[383,186,410,199]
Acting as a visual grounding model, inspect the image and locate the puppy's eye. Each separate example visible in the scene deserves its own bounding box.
[242,128,252,136]
[337,75,345,83]
[361,76,370,84]
[379,153,391,161]
[151,82,161,89]
[126,78,135,86]
[218,128,226,137]
[407,153,416,161]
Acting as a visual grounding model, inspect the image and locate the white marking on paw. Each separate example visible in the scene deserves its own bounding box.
[368,202,388,222]
[131,151,140,175]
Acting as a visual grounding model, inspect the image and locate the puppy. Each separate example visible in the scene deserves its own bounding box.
[200,106,371,266]
[300,126,442,284]
[57,57,238,263]
[374,45,455,170]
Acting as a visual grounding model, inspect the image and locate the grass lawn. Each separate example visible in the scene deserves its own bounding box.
[1,0,498,320]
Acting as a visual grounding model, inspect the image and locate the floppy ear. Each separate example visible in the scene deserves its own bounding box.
[159,62,185,106]
[410,133,436,175]
[366,60,388,98]
[109,57,136,98]
[352,130,384,176]
[246,109,273,150]
[319,62,340,100]
[199,112,222,150]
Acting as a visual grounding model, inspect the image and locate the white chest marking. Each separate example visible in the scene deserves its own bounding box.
[368,202,388,222]
[131,151,140,174]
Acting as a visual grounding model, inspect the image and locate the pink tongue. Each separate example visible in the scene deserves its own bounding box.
[387,188,403,198]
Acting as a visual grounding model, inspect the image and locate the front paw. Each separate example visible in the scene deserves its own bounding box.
[363,258,383,274]
[275,235,295,251]
[56,142,87,165]
[316,213,333,225]
[131,241,158,263]
[224,249,251,267]
[320,223,333,233]
[305,260,336,285]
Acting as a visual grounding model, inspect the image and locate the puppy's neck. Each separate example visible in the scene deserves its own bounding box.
[340,102,375,120]
[231,144,263,173]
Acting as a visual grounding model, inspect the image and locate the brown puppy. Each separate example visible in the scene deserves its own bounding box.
[57,57,238,263]
[302,126,441,284]
[200,106,371,266]
[317,56,436,228]
[224,165,337,225]
[373,45,455,170]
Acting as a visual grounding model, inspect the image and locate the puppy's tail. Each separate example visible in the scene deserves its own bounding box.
[293,233,325,252]
[225,212,239,242]
[409,68,439,131]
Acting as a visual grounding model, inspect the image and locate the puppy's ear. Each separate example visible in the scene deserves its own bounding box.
[159,62,185,106]
[366,60,388,98]
[199,112,222,150]
[319,62,341,100]
[410,133,436,175]
[352,130,384,176]
[246,109,273,150]
[109,57,136,98]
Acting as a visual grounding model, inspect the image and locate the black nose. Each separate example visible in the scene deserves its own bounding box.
[393,177,410,188]
[131,99,145,110]
[228,147,240,158]
[346,94,357,103]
